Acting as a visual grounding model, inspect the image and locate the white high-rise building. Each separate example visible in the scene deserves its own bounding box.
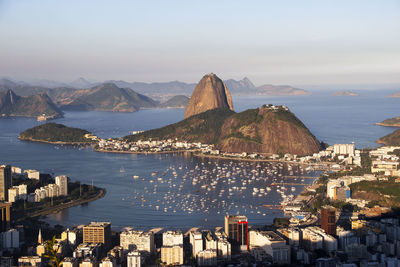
[127,251,141,267]
[161,245,183,266]
[55,175,68,196]
[189,231,203,257]
[8,187,19,203]
[197,249,217,266]
[215,231,231,260]
[333,144,355,156]
[163,231,183,246]
[24,169,40,180]
[18,184,27,200]
[120,229,154,253]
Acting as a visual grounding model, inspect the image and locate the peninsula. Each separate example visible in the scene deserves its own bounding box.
[19,122,97,144]
[376,116,400,127]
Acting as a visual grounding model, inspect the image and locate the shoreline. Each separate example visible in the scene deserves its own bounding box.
[93,147,198,155]
[94,147,336,168]
[20,188,106,220]
[18,136,95,146]
[376,122,400,127]
[193,153,336,168]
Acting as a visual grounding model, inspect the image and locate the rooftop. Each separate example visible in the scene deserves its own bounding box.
[85,222,111,228]
[259,231,285,242]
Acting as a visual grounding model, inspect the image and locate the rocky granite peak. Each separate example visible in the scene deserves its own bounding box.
[184,73,233,119]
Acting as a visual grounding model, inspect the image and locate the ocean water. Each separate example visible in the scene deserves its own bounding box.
[0,93,399,230]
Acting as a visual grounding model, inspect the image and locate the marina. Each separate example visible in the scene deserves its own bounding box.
[124,158,320,221]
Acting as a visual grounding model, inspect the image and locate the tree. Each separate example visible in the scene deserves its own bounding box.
[44,236,63,267]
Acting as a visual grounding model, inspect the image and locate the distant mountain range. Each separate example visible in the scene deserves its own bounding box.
[0,75,311,118]
[0,77,310,97]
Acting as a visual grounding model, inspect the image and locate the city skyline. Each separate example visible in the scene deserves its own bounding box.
[0,0,399,87]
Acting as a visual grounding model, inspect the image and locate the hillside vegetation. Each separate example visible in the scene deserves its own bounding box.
[19,123,94,144]
[376,116,400,127]
[125,105,321,156]
[377,129,400,146]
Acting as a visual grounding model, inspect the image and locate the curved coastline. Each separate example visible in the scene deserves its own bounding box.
[93,147,198,154]
[18,136,95,145]
[21,188,106,220]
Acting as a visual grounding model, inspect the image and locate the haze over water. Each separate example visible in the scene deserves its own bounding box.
[0,94,399,229]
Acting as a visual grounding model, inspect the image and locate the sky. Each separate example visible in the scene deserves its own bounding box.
[0,0,399,86]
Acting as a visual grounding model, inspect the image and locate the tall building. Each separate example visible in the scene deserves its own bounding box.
[215,231,231,260]
[120,229,154,253]
[333,144,355,155]
[197,249,217,266]
[0,202,11,231]
[321,206,336,236]
[161,245,183,266]
[83,222,112,250]
[224,215,248,250]
[55,175,68,196]
[0,165,12,201]
[127,250,141,267]
[161,231,184,265]
[189,231,203,257]
[162,231,183,246]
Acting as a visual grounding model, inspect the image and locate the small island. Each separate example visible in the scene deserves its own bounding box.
[376,116,400,127]
[19,122,98,145]
[332,91,359,96]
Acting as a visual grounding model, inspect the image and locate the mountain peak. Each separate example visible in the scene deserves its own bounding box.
[184,73,233,119]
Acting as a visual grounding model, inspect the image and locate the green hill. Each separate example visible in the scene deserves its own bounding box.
[0,89,62,118]
[125,105,321,156]
[377,129,400,146]
[19,123,95,144]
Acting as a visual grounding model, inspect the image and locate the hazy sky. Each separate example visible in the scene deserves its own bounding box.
[0,0,399,86]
